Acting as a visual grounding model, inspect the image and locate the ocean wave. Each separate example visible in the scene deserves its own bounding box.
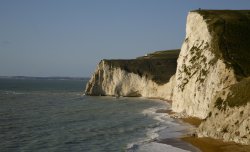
[0,91,26,95]
[128,142,192,152]
[0,90,83,98]
[126,105,195,152]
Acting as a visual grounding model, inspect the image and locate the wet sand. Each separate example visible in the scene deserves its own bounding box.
[180,117,250,152]
[159,138,200,152]
[182,136,250,152]
[152,108,250,152]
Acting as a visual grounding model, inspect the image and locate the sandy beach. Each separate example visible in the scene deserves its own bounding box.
[182,136,250,152]
[180,117,250,152]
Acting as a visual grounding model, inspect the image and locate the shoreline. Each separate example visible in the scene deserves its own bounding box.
[178,112,250,152]
[143,102,201,152]
[182,136,250,152]
[86,96,250,151]
[160,107,250,152]
[158,138,200,152]
[127,98,200,152]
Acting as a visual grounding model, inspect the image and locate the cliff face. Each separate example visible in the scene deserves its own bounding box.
[85,50,179,99]
[85,10,250,145]
[172,10,250,144]
[198,77,250,145]
[172,11,237,118]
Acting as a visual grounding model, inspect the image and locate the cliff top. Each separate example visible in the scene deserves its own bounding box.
[193,10,250,79]
[103,49,180,84]
[136,49,180,60]
[191,10,250,18]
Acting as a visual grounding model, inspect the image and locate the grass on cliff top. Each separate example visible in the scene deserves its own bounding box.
[104,49,180,85]
[192,10,250,79]
[136,49,180,60]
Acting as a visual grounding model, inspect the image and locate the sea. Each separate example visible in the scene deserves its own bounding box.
[0,78,199,152]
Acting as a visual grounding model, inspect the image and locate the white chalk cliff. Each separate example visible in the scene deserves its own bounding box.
[85,10,250,145]
[85,51,179,99]
[198,77,250,145]
[171,11,238,119]
[85,60,175,98]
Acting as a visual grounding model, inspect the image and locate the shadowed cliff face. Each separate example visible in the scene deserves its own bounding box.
[85,50,179,97]
[104,50,179,85]
[103,59,176,85]
[196,10,250,79]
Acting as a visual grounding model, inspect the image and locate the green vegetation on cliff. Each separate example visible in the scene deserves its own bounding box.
[215,77,250,110]
[226,77,250,107]
[136,49,180,59]
[104,49,180,85]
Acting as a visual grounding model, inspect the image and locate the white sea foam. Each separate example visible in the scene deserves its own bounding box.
[126,103,196,152]
[2,91,25,95]
[136,142,191,152]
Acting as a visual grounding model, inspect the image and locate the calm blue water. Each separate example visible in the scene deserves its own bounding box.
[0,78,173,152]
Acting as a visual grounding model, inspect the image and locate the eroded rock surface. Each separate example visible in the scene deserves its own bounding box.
[85,50,179,99]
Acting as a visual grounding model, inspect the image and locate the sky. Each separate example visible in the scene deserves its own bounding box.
[0,0,250,77]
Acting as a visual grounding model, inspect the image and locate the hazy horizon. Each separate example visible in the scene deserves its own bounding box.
[1,0,250,77]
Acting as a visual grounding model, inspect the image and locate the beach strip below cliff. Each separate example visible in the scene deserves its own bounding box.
[179,117,250,152]
[126,98,200,152]
[182,136,250,152]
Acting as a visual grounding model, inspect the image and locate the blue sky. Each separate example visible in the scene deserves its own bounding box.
[0,0,249,77]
